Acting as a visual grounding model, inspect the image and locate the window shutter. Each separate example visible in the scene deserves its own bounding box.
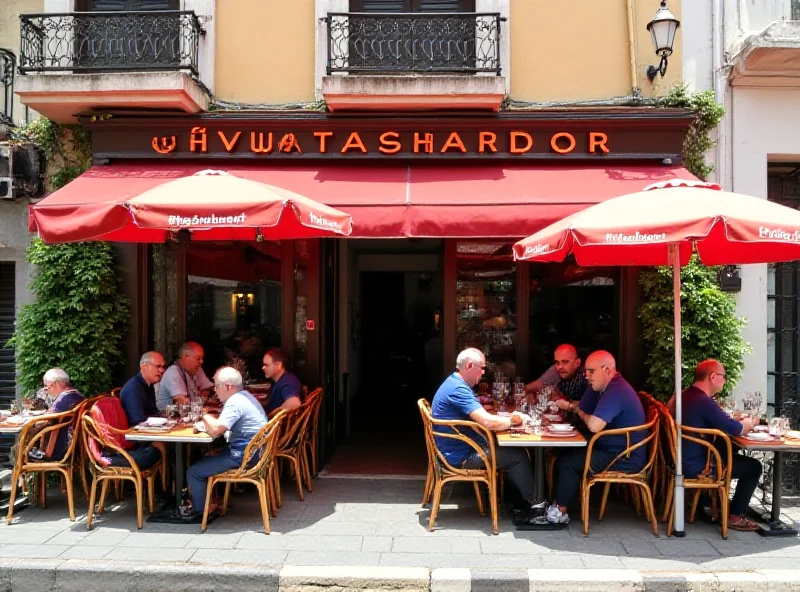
[354,0,408,12]
[416,0,474,11]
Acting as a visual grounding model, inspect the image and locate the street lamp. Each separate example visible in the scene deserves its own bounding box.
[646,1,680,82]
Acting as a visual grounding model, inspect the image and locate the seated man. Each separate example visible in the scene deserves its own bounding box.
[550,351,645,524]
[28,368,85,461]
[157,342,213,410]
[676,359,761,531]
[120,351,166,426]
[187,366,267,515]
[525,344,588,401]
[432,348,543,514]
[263,348,304,414]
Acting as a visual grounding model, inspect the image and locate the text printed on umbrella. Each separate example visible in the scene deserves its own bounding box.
[759,227,800,242]
[605,231,668,243]
[309,212,342,230]
[167,214,246,227]
[524,244,550,256]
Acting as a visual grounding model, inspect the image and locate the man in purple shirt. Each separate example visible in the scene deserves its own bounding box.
[675,359,761,531]
[549,351,645,524]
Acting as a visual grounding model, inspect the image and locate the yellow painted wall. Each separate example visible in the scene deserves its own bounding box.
[215,0,316,104]
[510,0,683,102]
[1,0,43,125]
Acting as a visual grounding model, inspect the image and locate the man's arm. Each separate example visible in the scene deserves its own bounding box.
[279,396,302,411]
[468,407,524,431]
[702,397,754,437]
[199,413,229,438]
[525,364,558,394]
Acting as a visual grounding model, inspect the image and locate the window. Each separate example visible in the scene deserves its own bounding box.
[186,243,282,384]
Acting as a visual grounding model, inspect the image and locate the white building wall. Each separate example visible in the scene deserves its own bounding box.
[681,0,714,92]
[731,86,800,404]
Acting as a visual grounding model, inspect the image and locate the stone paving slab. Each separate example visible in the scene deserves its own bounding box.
[1,478,800,589]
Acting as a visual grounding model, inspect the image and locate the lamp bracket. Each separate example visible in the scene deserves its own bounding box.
[647,52,670,82]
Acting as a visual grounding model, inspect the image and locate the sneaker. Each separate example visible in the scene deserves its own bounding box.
[546,504,570,524]
[530,500,548,519]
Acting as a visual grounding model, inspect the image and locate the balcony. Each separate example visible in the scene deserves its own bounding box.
[320,12,507,112]
[15,11,209,123]
[730,0,800,87]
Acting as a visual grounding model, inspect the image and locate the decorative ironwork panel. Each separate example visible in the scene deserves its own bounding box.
[768,165,800,494]
[325,12,502,74]
[793,0,800,21]
[0,49,14,126]
[18,11,202,75]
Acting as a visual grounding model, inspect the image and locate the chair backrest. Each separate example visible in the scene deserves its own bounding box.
[417,398,437,469]
[15,406,82,466]
[305,387,323,435]
[584,413,659,479]
[680,425,733,486]
[420,400,496,475]
[232,409,287,478]
[109,387,122,398]
[275,400,314,453]
[81,414,137,469]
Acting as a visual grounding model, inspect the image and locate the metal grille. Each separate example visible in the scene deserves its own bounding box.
[768,165,800,493]
[793,0,800,20]
[0,263,15,409]
[0,49,14,127]
[325,12,502,74]
[18,11,203,75]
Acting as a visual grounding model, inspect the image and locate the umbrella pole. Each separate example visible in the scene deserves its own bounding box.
[671,243,686,537]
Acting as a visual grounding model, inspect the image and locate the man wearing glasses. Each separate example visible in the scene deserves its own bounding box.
[121,351,167,426]
[187,366,266,515]
[549,350,645,524]
[676,359,761,531]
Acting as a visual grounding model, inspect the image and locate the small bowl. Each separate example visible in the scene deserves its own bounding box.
[146,417,168,427]
[549,423,574,432]
[0,410,10,421]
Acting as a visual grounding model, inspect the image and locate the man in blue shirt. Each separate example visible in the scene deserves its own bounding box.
[263,348,304,415]
[120,351,166,426]
[550,351,645,524]
[187,366,267,514]
[431,348,542,513]
[675,359,761,531]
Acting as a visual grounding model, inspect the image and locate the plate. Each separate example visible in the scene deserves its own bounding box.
[145,417,168,427]
[747,432,775,442]
[785,430,800,440]
[544,414,562,421]
[28,410,47,416]
[496,411,512,417]
[548,423,574,432]
[753,425,769,433]
[545,429,576,437]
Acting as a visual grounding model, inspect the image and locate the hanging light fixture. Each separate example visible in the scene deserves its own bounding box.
[646,1,680,82]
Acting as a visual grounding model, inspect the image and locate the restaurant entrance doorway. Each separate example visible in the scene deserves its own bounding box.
[324,239,443,476]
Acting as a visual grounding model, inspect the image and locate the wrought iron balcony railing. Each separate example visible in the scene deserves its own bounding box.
[0,49,14,126]
[324,12,503,75]
[18,11,203,76]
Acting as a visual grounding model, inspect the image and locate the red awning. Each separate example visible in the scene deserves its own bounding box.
[29,163,697,241]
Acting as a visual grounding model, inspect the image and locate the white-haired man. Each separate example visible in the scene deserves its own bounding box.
[186,366,266,514]
[157,342,214,410]
[431,348,543,514]
[29,368,84,461]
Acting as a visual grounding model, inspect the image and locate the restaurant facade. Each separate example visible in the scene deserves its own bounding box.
[27,107,696,467]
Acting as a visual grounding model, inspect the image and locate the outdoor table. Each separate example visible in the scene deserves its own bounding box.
[732,434,800,537]
[125,425,212,524]
[0,418,33,434]
[496,430,587,502]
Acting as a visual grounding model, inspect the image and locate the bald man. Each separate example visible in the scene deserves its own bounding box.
[548,351,645,524]
[677,359,761,531]
[525,344,588,401]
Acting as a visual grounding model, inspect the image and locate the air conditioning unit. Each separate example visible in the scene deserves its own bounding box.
[0,143,44,199]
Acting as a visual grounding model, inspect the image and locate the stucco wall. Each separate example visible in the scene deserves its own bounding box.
[215,0,316,104]
[731,87,800,404]
[509,0,683,102]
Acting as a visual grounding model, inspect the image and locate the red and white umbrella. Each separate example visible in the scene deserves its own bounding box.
[514,179,800,535]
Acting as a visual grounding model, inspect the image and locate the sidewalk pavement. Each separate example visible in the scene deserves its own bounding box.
[2,476,800,591]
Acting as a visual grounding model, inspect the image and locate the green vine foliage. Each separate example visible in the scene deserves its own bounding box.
[8,238,130,398]
[660,86,725,181]
[11,117,92,190]
[638,257,752,401]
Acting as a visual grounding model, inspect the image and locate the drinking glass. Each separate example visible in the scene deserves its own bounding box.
[166,404,178,420]
[531,412,542,436]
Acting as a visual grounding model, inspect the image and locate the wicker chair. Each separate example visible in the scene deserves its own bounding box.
[302,388,323,485]
[81,414,158,530]
[418,399,436,507]
[200,409,286,533]
[109,387,122,398]
[580,410,660,536]
[418,399,499,534]
[659,407,732,539]
[5,406,84,523]
[270,401,314,506]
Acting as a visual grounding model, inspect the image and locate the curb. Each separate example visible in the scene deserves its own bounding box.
[2,561,800,592]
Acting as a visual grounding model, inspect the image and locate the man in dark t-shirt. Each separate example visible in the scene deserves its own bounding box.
[550,351,645,524]
[121,351,166,426]
[263,348,304,415]
[674,359,761,531]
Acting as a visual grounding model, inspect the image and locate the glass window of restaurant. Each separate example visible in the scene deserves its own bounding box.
[453,240,620,385]
[186,242,283,383]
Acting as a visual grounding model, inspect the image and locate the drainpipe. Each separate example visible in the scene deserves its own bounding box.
[625,0,641,97]
[712,0,727,187]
